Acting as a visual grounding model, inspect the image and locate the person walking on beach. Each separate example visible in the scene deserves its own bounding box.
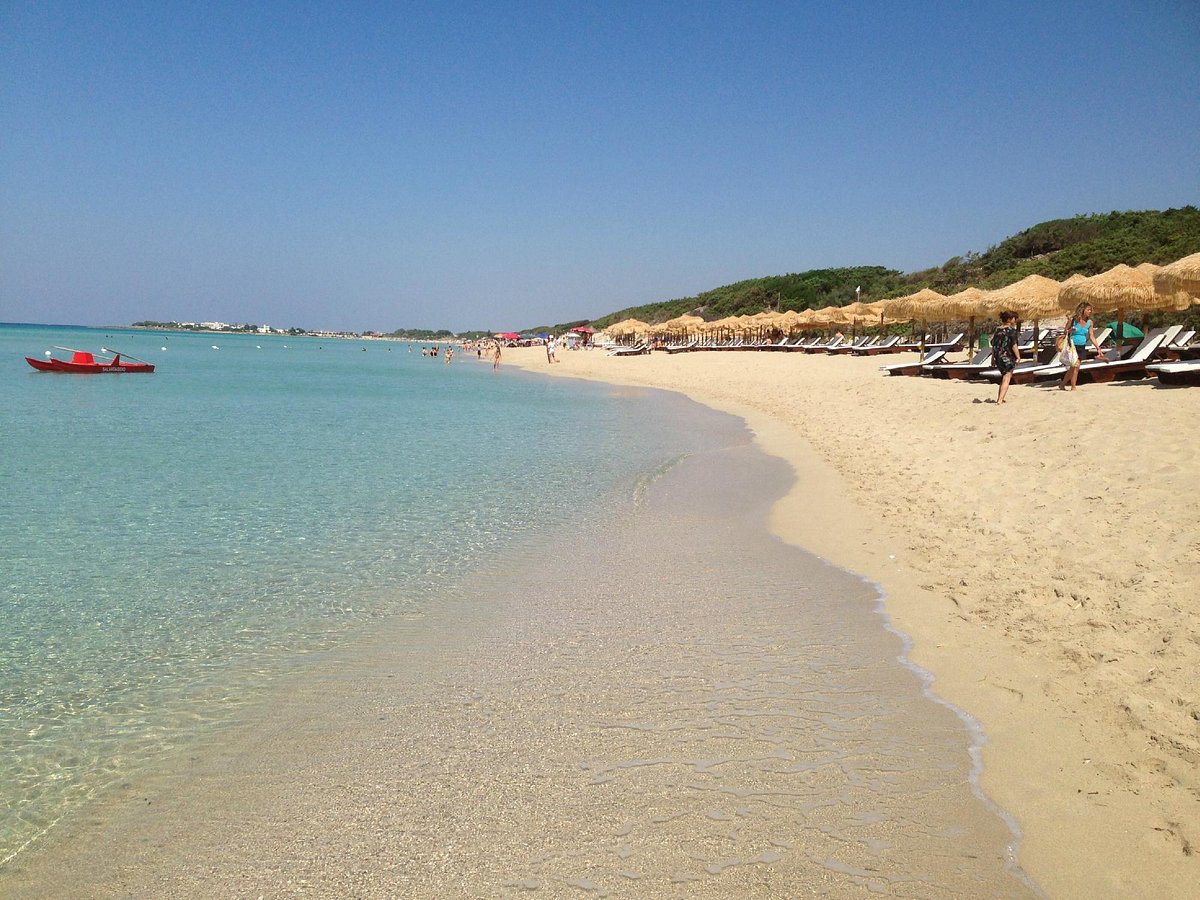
[492,342,502,371]
[1059,302,1105,391]
[991,310,1021,404]
[546,336,560,364]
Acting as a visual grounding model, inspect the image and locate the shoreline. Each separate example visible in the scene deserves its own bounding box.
[501,345,1200,897]
[0,382,1034,896]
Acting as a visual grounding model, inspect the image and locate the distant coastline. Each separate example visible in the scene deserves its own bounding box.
[129,321,488,342]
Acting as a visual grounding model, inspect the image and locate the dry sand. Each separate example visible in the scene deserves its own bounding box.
[504,345,1200,898]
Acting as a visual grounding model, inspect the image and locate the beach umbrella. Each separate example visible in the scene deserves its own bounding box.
[663,314,706,337]
[883,289,947,352]
[1057,264,1178,346]
[1106,321,1144,339]
[931,286,993,352]
[607,318,649,341]
[834,301,876,336]
[862,298,907,327]
[747,311,782,340]
[776,309,803,334]
[981,275,1067,354]
[1153,252,1200,301]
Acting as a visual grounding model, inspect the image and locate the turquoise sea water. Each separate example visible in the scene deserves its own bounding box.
[0,324,715,865]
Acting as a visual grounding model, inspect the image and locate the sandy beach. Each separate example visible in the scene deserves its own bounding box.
[504,345,1200,898]
[2,382,1040,898]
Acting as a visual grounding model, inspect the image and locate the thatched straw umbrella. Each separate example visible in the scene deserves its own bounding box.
[1057,264,1178,345]
[776,309,803,335]
[745,311,779,340]
[607,318,649,342]
[980,275,1068,354]
[883,289,947,353]
[834,301,876,337]
[931,286,991,352]
[1153,252,1200,302]
[796,308,824,328]
[863,298,906,328]
[656,314,705,342]
[705,315,739,342]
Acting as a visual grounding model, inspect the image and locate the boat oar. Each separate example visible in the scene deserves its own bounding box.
[100,347,153,365]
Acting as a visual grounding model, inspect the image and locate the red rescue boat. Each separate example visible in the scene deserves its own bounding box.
[26,347,155,373]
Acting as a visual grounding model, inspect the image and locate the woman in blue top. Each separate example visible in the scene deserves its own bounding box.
[1060,302,1105,391]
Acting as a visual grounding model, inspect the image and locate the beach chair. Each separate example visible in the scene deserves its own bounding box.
[787,336,824,352]
[803,335,844,354]
[922,347,996,380]
[663,339,699,354]
[881,349,947,376]
[927,332,965,352]
[1069,324,1183,384]
[852,335,902,356]
[762,336,802,351]
[828,336,876,355]
[895,335,931,352]
[1160,329,1196,360]
[997,325,1181,385]
[1147,359,1200,386]
[607,343,650,357]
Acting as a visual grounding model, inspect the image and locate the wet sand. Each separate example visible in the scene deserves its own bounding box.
[1,389,1033,897]
[502,345,1200,898]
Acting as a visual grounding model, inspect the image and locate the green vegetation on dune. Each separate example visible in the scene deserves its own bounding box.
[551,207,1200,332]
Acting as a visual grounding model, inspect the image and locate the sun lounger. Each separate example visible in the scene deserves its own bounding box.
[881,349,947,376]
[802,335,845,354]
[607,343,650,357]
[852,335,902,356]
[1147,360,1200,386]
[762,336,804,350]
[895,335,931,352]
[663,339,699,354]
[922,347,996,380]
[926,332,965,352]
[984,325,1181,384]
[1160,329,1197,360]
[787,336,825,352]
[750,336,792,351]
[828,336,875,355]
[1071,325,1184,384]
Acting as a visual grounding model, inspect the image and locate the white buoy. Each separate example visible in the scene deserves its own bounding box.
[161,347,167,351]
[44,350,52,357]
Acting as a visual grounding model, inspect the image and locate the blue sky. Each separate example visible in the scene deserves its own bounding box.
[3,1,1197,332]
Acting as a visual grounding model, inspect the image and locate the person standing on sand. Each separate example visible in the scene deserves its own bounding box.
[1059,302,1105,391]
[492,342,502,371]
[991,310,1021,404]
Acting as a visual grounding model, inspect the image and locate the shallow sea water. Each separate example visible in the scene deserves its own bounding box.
[1,325,1035,896]
[0,324,718,868]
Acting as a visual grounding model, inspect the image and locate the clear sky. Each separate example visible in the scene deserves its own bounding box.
[3,1,1197,333]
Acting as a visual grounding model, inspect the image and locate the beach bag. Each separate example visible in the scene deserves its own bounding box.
[1061,340,1078,367]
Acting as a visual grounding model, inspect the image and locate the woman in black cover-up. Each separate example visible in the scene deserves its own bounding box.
[991,310,1021,404]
